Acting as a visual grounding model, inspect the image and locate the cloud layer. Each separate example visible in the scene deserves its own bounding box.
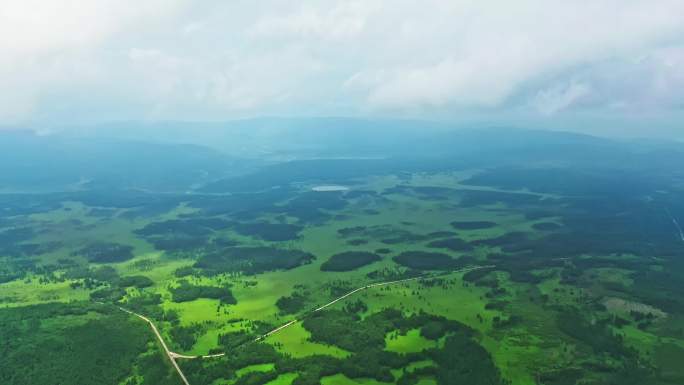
[1,0,683,128]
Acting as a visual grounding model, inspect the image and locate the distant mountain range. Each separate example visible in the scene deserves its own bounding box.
[2,118,683,193]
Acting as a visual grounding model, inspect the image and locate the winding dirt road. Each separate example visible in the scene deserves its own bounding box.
[117,307,192,385]
[119,265,492,384]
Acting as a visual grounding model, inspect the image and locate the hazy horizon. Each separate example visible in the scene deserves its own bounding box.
[2,115,683,143]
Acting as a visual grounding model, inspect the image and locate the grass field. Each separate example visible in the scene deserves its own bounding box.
[2,171,684,385]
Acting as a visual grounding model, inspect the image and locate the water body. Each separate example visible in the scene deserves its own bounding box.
[312,185,350,192]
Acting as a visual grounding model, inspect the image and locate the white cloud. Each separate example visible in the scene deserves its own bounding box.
[250,1,378,41]
[0,0,187,68]
[532,82,591,115]
[0,0,683,126]
[346,1,684,111]
[0,0,187,123]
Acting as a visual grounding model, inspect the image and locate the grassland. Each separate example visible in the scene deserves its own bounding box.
[2,169,684,385]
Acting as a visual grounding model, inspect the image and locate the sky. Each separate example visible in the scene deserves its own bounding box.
[1,0,683,137]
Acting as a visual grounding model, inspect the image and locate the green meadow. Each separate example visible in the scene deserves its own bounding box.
[2,168,684,385]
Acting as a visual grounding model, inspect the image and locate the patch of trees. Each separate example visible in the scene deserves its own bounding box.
[386,230,458,245]
[169,281,237,304]
[75,242,134,263]
[492,315,523,329]
[124,293,164,318]
[463,267,497,283]
[321,251,382,271]
[611,315,631,329]
[396,366,438,385]
[276,293,307,315]
[0,257,92,286]
[133,351,184,385]
[0,227,34,245]
[270,190,348,223]
[184,185,293,216]
[344,299,368,314]
[0,262,27,283]
[323,280,355,298]
[430,332,506,385]
[484,253,552,285]
[556,309,636,358]
[174,266,197,278]
[429,230,459,237]
[0,239,62,259]
[65,266,157,304]
[339,349,414,382]
[231,222,303,241]
[468,196,684,265]
[194,246,315,275]
[64,264,140,290]
[149,236,209,253]
[629,257,684,314]
[193,186,347,224]
[366,267,422,281]
[135,218,239,254]
[537,369,584,385]
[470,232,529,249]
[458,189,545,208]
[393,251,463,270]
[480,228,683,291]
[532,222,561,231]
[485,301,508,311]
[183,307,503,385]
[294,310,415,383]
[303,309,468,352]
[170,324,203,351]
[234,371,279,385]
[64,265,115,282]
[337,225,455,246]
[381,232,433,244]
[119,275,154,288]
[450,221,497,230]
[303,310,384,351]
[182,341,282,384]
[135,218,229,238]
[338,226,367,237]
[90,286,127,302]
[427,238,473,252]
[0,302,180,385]
[297,309,500,385]
[276,355,342,385]
[218,330,255,351]
[420,320,447,340]
[91,266,120,282]
[0,194,65,218]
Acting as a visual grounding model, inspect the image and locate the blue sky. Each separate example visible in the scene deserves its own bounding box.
[1,1,683,137]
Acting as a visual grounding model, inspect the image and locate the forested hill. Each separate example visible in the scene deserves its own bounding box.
[0,131,256,192]
[3,123,684,195]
